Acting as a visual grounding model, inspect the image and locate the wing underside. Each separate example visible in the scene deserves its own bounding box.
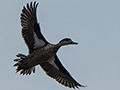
[21,2,48,53]
[40,55,85,89]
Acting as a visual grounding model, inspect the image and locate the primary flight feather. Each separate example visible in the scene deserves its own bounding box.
[14,1,85,89]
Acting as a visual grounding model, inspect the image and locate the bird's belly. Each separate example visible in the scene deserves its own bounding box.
[28,49,56,67]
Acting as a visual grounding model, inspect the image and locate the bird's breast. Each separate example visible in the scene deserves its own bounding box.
[28,45,59,66]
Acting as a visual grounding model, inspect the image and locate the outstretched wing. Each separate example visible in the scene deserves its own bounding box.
[40,55,85,89]
[21,2,48,53]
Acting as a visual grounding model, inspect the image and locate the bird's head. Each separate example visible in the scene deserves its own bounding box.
[58,38,78,46]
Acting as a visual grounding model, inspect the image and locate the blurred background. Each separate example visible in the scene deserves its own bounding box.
[0,0,120,90]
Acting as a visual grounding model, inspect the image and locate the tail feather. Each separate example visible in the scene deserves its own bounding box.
[14,53,35,75]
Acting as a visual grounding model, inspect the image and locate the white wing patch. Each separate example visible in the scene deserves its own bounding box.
[48,57,59,70]
[33,32,46,49]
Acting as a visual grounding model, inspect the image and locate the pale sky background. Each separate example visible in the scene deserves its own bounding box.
[0,0,120,90]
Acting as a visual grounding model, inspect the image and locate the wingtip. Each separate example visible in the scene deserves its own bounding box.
[80,85,87,87]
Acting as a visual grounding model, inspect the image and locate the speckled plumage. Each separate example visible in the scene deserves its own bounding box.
[14,2,85,89]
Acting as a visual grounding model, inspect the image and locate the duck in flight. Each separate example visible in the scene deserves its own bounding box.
[14,1,85,89]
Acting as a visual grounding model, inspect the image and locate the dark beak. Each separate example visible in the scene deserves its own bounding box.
[71,41,78,45]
